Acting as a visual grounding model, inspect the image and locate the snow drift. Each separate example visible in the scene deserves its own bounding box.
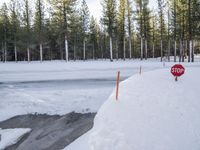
[89,67,200,150]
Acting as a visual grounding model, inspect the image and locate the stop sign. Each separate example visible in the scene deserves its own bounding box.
[171,64,185,77]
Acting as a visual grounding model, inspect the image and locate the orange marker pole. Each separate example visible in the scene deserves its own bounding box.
[116,71,120,100]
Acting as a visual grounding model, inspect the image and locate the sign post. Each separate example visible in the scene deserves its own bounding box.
[171,64,185,81]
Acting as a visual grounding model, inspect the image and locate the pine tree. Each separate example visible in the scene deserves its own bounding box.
[34,0,45,62]
[49,0,77,61]
[69,9,81,60]
[157,0,166,62]
[151,14,156,58]
[135,0,144,60]
[0,3,10,62]
[102,0,117,61]
[170,0,177,62]
[118,0,126,60]
[89,16,98,60]
[10,0,20,62]
[23,0,32,62]
[80,0,90,60]
[142,0,151,60]
[126,0,133,59]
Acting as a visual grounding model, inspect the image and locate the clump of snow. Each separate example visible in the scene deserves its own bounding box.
[89,67,200,150]
[0,128,31,149]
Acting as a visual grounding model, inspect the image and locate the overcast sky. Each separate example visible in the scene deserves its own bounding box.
[0,0,157,20]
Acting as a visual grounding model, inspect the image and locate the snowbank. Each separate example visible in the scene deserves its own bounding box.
[89,67,200,150]
[0,128,31,149]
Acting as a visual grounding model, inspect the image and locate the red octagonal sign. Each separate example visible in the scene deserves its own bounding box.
[171,64,185,77]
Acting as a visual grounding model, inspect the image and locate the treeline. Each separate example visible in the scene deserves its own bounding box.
[0,0,200,62]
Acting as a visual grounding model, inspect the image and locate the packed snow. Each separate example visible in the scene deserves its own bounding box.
[89,67,200,150]
[0,128,31,149]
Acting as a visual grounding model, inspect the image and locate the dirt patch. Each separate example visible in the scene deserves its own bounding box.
[0,112,96,150]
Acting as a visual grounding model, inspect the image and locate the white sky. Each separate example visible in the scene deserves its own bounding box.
[0,0,157,20]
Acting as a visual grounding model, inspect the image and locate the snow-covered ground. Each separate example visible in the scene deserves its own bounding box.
[89,67,200,150]
[0,128,31,149]
[0,58,200,149]
[0,59,172,122]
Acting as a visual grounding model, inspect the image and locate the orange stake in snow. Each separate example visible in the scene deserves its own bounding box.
[116,71,120,100]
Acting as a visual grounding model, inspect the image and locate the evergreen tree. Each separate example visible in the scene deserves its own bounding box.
[89,16,99,60]
[102,0,117,61]
[142,0,151,60]
[49,0,77,61]
[22,0,32,62]
[126,0,133,59]
[69,8,82,60]
[135,0,144,60]
[80,0,90,60]
[157,0,166,61]
[10,0,20,62]
[0,3,10,62]
[34,0,45,62]
[118,0,126,60]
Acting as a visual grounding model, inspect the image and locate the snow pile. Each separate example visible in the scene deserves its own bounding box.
[0,128,31,149]
[89,67,200,150]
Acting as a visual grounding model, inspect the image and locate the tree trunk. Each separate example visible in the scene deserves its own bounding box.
[168,40,170,62]
[182,40,185,62]
[93,42,95,60]
[174,41,177,62]
[145,39,147,60]
[1,42,3,62]
[50,48,52,61]
[101,44,103,59]
[73,43,76,61]
[192,40,194,62]
[14,44,17,62]
[160,40,163,62]
[179,40,182,62]
[116,39,118,60]
[65,35,69,62]
[40,43,43,62]
[153,43,155,58]
[109,36,113,61]
[83,38,86,61]
[27,47,30,62]
[185,40,187,58]
[129,36,132,59]
[140,38,143,60]
[4,41,7,62]
[123,36,126,60]
[189,40,192,62]
[59,38,63,60]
